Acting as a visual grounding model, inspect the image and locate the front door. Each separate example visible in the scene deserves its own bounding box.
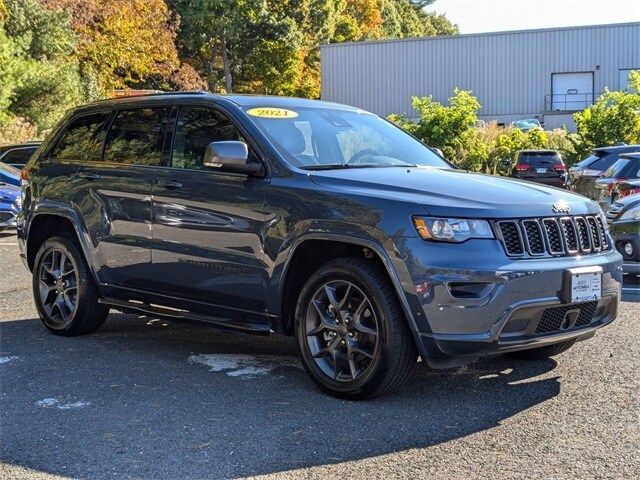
[150,105,269,323]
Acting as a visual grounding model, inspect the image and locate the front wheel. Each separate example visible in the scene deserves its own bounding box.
[294,257,417,399]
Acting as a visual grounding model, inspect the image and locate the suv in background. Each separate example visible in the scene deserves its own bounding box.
[17,93,622,399]
[595,153,640,210]
[510,150,567,187]
[568,145,640,199]
[607,194,640,275]
[0,141,41,169]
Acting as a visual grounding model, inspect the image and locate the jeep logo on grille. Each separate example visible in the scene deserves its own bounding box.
[552,200,571,213]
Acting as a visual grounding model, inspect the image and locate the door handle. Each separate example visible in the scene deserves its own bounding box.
[156,179,182,189]
[78,171,101,180]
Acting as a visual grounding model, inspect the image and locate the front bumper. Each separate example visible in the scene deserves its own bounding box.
[390,237,623,368]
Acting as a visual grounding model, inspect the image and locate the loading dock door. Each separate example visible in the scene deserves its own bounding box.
[551,72,594,111]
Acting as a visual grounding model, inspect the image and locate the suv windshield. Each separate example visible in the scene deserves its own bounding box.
[244,106,449,169]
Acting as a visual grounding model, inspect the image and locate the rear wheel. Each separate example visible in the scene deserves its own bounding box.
[504,339,576,360]
[294,257,417,399]
[33,234,109,336]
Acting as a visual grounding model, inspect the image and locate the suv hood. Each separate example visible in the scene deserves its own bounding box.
[309,167,600,218]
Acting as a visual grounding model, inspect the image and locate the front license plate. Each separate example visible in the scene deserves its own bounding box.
[536,168,547,174]
[566,267,602,303]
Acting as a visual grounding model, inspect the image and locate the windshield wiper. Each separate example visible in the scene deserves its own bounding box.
[301,163,417,170]
[300,164,355,170]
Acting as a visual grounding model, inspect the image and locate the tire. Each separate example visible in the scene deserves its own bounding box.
[504,339,576,360]
[32,234,109,336]
[294,257,417,399]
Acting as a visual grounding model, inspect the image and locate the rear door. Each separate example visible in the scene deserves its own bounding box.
[74,106,171,289]
[149,105,269,323]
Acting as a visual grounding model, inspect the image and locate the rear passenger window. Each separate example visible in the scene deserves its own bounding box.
[49,112,110,161]
[103,108,170,166]
[171,107,245,170]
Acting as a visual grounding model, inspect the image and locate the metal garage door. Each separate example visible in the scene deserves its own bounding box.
[551,72,594,111]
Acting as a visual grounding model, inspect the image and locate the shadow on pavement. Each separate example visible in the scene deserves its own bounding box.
[1,313,560,479]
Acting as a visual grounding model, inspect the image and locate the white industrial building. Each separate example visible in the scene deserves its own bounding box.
[320,22,640,131]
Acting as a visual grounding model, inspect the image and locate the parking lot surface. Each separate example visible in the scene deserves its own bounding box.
[1,232,638,479]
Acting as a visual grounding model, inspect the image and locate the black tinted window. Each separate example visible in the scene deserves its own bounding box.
[590,153,619,171]
[104,108,170,166]
[519,153,560,166]
[50,112,109,161]
[171,107,244,170]
[0,149,27,164]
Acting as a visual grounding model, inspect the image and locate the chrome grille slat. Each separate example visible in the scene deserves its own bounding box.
[496,215,610,258]
[542,218,564,255]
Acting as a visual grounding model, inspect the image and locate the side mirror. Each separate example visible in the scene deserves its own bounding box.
[203,141,263,176]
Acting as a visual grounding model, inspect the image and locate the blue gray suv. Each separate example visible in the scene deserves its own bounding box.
[17,93,623,398]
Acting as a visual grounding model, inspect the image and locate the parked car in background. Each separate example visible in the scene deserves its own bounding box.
[595,153,640,210]
[607,194,640,275]
[568,144,640,199]
[510,150,567,187]
[0,161,21,187]
[0,141,41,169]
[611,179,640,204]
[510,119,544,131]
[0,182,21,231]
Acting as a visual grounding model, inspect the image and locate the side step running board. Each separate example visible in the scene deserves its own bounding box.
[98,297,271,335]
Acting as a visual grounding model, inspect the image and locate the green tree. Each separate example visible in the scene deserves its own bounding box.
[1,0,86,132]
[573,71,640,158]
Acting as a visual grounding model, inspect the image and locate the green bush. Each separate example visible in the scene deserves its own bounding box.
[389,87,627,174]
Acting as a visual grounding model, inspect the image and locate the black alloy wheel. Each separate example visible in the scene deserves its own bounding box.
[304,279,379,382]
[295,257,417,399]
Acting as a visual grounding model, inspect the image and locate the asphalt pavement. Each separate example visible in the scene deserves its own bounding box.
[1,232,638,479]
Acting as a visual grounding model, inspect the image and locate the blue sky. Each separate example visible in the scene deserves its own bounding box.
[426,0,640,34]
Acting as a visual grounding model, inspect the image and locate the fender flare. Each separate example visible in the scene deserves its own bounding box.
[28,202,102,288]
[271,232,421,334]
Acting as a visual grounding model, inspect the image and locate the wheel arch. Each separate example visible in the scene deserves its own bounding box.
[273,233,420,337]
[26,205,101,288]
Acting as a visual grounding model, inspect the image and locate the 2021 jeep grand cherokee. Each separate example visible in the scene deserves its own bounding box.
[17,93,623,398]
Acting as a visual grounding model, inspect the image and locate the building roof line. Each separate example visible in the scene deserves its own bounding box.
[320,21,640,49]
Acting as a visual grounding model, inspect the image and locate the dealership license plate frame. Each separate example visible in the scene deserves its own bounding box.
[561,266,602,303]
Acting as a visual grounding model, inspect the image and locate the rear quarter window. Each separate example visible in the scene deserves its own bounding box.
[49,112,110,161]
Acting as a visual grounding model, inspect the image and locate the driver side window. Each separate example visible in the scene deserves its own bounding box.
[171,107,246,170]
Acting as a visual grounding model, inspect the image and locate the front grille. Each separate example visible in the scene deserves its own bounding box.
[535,301,598,333]
[496,215,609,258]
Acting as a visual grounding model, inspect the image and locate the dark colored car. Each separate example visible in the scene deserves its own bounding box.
[595,153,640,210]
[568,145,640,199]
[17,93,622,399]
[0,161,20,187]
[0,182,21,231]
[511,150,567,187]
[607,194,640,275]
[0,141,41,169]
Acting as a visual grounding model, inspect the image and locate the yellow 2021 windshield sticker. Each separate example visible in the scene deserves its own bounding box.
[247,107,298,119]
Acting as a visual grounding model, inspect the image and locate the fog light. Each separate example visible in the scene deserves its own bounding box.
[624,242,633,256]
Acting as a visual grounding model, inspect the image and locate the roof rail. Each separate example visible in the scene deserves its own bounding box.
[90,90,211,103]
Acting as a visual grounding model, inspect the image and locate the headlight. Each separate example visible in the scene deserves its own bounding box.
[412,217,494,242]
[619,208,640,221]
